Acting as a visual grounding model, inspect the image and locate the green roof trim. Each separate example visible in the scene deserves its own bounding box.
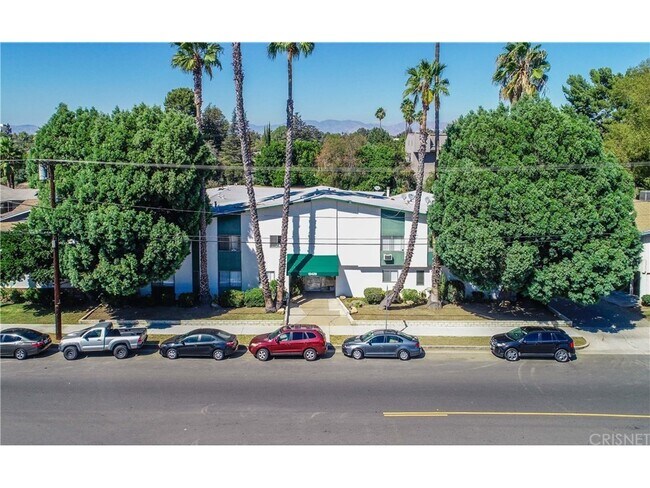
[287,254,340,277]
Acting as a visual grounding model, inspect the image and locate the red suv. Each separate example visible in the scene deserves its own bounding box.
[248,325,327,361]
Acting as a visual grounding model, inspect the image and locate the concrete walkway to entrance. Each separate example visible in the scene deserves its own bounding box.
[287,292,351,326]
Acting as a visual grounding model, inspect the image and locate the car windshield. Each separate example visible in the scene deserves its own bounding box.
[505,328,527,341]
[360,331,375,341]
[216,331,231,341]
[268,327,284,340]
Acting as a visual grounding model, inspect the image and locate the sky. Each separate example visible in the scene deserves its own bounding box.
[1,42,648,129]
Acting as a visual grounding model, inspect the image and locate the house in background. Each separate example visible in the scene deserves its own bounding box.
[0,184,38,231]
[146,185,434,299]
[633,199,650,298]
[405,132,447,181]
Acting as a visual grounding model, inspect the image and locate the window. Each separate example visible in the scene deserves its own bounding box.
[416,270,425,286]
[218,235,241,252]
[292,332,306,341]
[382,270,398,283]
[84,329,102,339]
[540,332,554,343]
[277,333,289,342]
[369,336,386,345]
[183,335,200,344]
[270,235,281,248]
[199,335,216,343]
[219,271,242,288]
[267,271,275,282]
[381,237,404,252]
[552,332,566,342]
[306,332,316,339]
[386,335,403,344]
[524,333,539,344]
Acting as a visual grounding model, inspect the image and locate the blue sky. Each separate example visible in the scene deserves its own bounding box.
[1,42,648,128]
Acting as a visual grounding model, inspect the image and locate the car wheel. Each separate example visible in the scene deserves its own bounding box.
[166,348,178,360]
[504,348,519,361]
[303,348,317,361]
[63,347,78,361]
[398,349,410,361]
[14,348,28,360]
[212,348,225,361]
[113,344,129,359]
[352,349,364,360]
[554,348,570,362]
[256,348,270,361]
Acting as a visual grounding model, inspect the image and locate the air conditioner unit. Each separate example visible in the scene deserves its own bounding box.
[383,253,394,262]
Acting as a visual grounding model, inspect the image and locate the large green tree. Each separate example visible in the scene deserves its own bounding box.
[267,42,315,309]
[22,104,211,298]
[0,223,53,286]
[603,61,650,189]
[164,87,196,117]
[429,97,640,305]
[493,42,550,104]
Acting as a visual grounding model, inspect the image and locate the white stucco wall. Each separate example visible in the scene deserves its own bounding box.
[640,235,650,297]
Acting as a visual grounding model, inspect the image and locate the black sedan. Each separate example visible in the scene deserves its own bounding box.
[342,329,423,360]
[490,326,575,362]
[159,328,238,361]
[0,328,53,360]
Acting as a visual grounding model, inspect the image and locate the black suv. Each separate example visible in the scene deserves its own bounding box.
[490,326,575,362]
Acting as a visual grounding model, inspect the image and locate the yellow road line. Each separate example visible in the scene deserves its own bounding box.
[383,411,650,419]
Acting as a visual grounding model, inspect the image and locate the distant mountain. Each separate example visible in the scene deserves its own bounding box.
[2,124,40,135]
[249,119,446,137]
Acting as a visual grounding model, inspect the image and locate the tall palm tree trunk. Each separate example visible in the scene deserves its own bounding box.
[275,53,294,310]
[382,113,428,308]
[429,42,443,309]
[232,43,275,312]
[192,66,211,305]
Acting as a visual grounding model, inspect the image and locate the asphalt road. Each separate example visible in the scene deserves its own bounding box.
[2,346,649,445]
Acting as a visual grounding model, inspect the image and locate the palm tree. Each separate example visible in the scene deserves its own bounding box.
[232,43,275,312]
[382,60,437,309]
[429,46,450,308]
[375,107,386,129]
[171,42,223,305]
[0,136,18,188]
[493,42,550,104]
[400,99,415,133]
[267,42,315,311]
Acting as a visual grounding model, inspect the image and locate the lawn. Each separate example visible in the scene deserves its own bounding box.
[88,304,282,322]
[0,303,93,325]
[342,297,557,322]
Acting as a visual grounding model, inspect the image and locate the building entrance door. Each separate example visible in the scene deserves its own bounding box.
[303,276,336,292]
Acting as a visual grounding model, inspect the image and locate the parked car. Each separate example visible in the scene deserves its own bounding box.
[0,328,53,360]
[342,329,422,361]
[490,326,575,362]
[159,328,238,360]
[59,321,148,360]
[248,325,327,361]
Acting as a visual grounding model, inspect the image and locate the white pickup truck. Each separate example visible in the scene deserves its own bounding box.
[59,321,148,360]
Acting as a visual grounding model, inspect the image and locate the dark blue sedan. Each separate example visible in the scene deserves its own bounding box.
[342,329,422,361]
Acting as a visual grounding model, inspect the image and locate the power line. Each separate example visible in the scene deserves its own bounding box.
[1,158,648,174]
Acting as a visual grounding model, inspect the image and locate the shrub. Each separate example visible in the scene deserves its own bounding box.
[291,277,304,296]
[446,280,466,304]
[23,288,54,306]
[244,287,265,307]
[269,279,278,300]
[0,288,12,303]
[364,287,385,304]
[219,289,245,308]
[9,289,26,303]
[642,295,650,307]
[471,291,486,303]
[177,292,196,308]
[350,299,365,309]
[402,288,425,305]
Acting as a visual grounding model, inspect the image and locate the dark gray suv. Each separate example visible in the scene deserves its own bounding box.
[342,329,422,360]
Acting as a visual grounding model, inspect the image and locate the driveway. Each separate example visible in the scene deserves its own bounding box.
[287,292,351,326]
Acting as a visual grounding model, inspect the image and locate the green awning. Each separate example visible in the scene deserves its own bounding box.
[286,254,340,277]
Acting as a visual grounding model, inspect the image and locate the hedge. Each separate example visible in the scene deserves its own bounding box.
[244,287,265,307]
[642,295,650,307]
[219,289,245,308]
[364,287,385,304]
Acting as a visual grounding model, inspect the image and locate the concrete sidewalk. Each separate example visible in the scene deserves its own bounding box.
[4,321,648,355]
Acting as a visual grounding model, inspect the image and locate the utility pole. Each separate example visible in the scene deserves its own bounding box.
[42,162,62,340]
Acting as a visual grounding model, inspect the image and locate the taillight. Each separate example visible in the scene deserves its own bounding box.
[569,341,574,349]
[34,341,44,348]
[226,341,235,348]
[415,342,420,349]
[138,335,144,344]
